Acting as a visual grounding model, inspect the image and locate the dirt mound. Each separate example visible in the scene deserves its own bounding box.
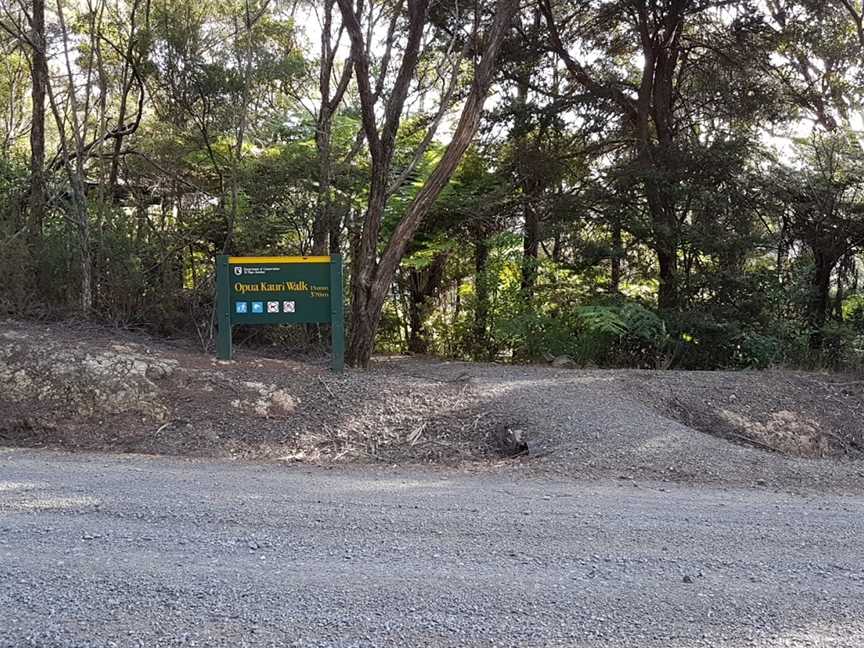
[1,319,862,491]
[1,328,177,421]
[0,320,510,462]
[625,371,864,458]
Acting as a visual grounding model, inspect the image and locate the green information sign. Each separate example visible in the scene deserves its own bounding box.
[215,255,344,371]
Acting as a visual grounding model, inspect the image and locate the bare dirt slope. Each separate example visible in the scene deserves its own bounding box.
[1,319,863,491]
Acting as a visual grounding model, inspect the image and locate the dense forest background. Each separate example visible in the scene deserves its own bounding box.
[3,0,864,369]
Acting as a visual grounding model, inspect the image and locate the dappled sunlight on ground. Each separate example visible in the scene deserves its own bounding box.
[315,477,455,494]
[2,495,101,512]
[0,481,49,493]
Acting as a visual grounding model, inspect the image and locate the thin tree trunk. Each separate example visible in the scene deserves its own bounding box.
[28,0,47,246]
[50,0,96,312]
[407,279,426,354]
[521,203,540,297]
[223,1,257,254]
[313,0,352,254]
[473,234,490,359]
[656,235,679,310]
[515,23,541,299]
[313,112,334,254]
[610,218,622,293]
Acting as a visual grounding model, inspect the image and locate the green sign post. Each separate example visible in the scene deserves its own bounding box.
[215,255,344,371]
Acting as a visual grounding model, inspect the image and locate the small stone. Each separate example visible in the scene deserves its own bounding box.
[551,355,576,369]
[682,575,694,584]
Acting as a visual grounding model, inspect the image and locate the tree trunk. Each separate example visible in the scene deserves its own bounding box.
[656,240,679,311]
[28,0,47,246]
[636,3,683,311]
[407,283,426,354]
[473,235,491,359]
[329,203,346,254]
[312,111,333,254]
[49,0,94,313]
[313,0,351,255]
[67,170,93,312]
[645,170,680,310]
[610,218,622,293]
[521,202,540,297]
[808,250,835,350]
[346,309,378,367]
[515,61,541,299]
[406,253,447,354]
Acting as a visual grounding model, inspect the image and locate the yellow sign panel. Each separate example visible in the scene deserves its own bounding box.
[228,256,331,264]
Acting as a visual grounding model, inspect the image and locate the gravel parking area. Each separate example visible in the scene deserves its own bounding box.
[2,448,863,647]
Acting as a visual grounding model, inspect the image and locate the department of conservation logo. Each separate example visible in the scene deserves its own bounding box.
[234,266,243,276]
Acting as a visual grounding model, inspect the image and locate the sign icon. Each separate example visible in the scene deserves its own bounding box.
[283,301,295,313]
[251,302,264,314]
[235,302,248,314]
[267,301,279,313]
[234,266,243,276]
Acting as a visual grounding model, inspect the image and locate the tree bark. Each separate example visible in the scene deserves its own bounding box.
[808,250,835,350]
[610,218,622,293]
[473,234,491,359]
[28,0,47,246]
[515,11,542,299]
[406,253,447,354]
[312,111,334,254]
[521,203,540,297]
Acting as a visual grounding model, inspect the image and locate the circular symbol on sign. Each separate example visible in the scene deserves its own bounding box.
[234,266,243,276]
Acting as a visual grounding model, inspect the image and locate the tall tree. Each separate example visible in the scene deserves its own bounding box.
[311,0,352,255]
[336,0,518,366]
[28,0,46,245]
[774,133,864,349]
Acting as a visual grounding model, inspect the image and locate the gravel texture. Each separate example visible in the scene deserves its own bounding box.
[2,447,864,647]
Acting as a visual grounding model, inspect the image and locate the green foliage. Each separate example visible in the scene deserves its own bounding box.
[4,0,864,371]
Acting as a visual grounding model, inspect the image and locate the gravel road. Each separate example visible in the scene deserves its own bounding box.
[2,447,864,648]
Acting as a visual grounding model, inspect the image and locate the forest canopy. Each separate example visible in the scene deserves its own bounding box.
[3,0,864,369]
